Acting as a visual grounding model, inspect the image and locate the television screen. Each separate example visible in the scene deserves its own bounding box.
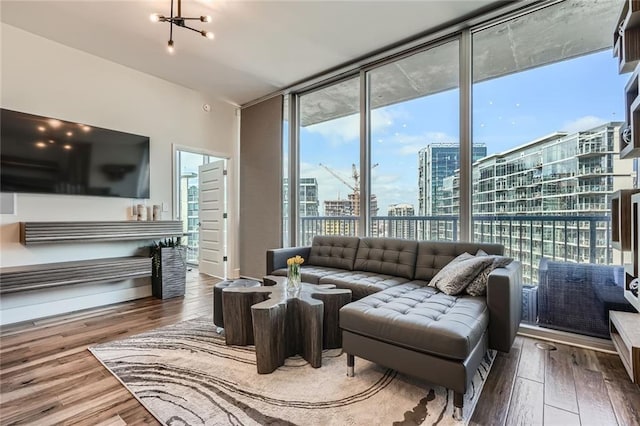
[1,109,150,198]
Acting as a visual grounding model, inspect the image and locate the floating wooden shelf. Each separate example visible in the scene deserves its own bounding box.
[621,66,640,158]
[615,1,640,158]
[614,0,640,73]
[20,221,183,245]
[0,257,152,294]
[612,189,640,251]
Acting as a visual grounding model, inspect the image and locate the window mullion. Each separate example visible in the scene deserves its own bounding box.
[459,29,472,242]
[360,70,370,237]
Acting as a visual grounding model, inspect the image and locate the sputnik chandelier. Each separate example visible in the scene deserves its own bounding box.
[150,0,214,54]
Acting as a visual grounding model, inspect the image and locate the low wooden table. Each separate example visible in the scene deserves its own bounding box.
[222,275,352,374]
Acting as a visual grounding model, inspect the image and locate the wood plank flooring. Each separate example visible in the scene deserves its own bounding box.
[470,336,640,426]
[1,271,638,425]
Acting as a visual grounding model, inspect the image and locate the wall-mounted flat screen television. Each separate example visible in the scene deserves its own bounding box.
[1,109,150,198]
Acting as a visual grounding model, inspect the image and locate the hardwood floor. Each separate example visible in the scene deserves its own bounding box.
[470,336,640,426]
[0,270,217,425]
[1,271,638,425]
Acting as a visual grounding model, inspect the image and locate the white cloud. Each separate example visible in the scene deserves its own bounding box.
[560,116,607,134]
[306,114,360,144]
[371,174,418,214]
[391,131,457,156]
[304,109,400,146]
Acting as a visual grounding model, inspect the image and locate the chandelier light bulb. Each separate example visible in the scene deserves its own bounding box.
[150,13,161,23]
[201,30,214,40]
[167,40,175,54]
[201,15,212,23]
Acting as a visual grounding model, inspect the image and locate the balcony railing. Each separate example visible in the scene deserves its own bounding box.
[299,214,612,286]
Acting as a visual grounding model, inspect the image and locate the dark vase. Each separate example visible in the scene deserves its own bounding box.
[152,246,186,299]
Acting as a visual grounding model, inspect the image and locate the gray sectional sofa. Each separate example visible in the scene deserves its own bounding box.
[266,235,522,417]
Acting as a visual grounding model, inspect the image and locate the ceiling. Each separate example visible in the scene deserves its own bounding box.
[0,0,504,106]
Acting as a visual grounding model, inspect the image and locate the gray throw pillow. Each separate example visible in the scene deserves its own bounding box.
[430,254,494,296]
[427,252,475,287]
[466,256,513,296]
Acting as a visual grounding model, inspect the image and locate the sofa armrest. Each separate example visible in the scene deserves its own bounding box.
[266,246,311,275]
[487,261,522,353]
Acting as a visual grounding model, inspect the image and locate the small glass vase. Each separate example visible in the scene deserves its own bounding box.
[287,264,301,295]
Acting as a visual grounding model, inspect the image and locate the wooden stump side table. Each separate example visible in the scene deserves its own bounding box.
[221,276,352,374]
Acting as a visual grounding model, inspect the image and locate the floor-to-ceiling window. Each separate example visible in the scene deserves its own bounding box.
[470,0,630,334]
[284,0,632,340]
[297,77,360,245]
[368,39,461,241]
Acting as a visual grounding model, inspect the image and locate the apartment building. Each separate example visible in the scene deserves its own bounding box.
[439,122,634,283]
[385,203,416,239]
[418,143,487,215]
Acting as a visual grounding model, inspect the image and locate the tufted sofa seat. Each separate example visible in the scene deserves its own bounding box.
[318,271,409,300]
[340,283,488,361]
[267,235,522,418]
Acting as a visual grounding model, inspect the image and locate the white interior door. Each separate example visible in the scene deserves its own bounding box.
[199,160,226,278]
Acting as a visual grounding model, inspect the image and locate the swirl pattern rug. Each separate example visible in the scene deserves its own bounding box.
[89,317,495,425]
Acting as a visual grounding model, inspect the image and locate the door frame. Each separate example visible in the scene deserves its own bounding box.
[172,144,235,275]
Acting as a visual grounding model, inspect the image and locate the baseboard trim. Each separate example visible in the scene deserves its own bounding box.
[518,324,615,354]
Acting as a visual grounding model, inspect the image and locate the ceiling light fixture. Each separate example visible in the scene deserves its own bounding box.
[150,0,214,54]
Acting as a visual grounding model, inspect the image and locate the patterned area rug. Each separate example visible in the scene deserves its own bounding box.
[89,317,495,425]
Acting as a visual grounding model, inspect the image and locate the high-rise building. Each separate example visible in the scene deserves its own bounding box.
[322,198,356,236]
[283,178,320,245]
[418,143,487,215]
[283,178,320,217]
[441,122,633,283]
[386,203,416,239]
[322,194,378,236]
[417,143,486,240]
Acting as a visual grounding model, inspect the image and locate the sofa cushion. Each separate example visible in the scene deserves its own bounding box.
[340,283,489,360]
[319,271,409,300]
[271,265,346,285]
[308,236,360,271]
[353,238,418,280]
[414,241,504,282]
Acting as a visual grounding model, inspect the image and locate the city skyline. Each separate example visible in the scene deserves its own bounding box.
[296,122,630,216]
[298,49,627,213]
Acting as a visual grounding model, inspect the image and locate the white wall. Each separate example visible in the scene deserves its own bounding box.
[0,23,240,324]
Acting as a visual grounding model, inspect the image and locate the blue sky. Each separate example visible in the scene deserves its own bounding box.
[298,49,627,215]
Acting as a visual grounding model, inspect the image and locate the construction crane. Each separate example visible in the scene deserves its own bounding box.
[319,162,379,195]
[319,162,380,217]
[319,163,356,193]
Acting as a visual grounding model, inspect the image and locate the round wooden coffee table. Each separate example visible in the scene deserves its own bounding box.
[221,275,352,374]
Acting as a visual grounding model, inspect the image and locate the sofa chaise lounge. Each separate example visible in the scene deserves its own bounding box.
[267,236,523,418]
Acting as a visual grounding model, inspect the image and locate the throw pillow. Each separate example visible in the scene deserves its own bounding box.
[427,252,475,287]
[430,254,494,296]
[466,256,514,296]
